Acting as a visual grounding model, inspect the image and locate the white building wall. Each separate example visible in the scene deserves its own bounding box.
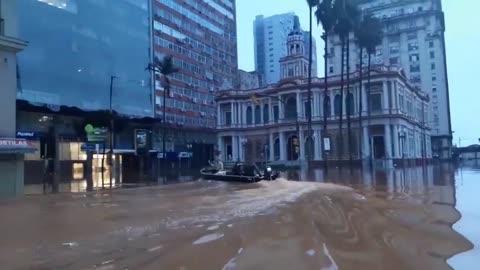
[328,0,450,148]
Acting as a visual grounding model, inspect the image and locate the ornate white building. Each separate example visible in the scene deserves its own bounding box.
[217,29,432,167]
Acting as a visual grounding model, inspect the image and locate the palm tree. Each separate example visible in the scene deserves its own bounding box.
[306,0,319,161]
[344,3,359,165]
[148,55,180,180]
[356,15,383,162]
[333,0,357,161]
[315,0,337,166]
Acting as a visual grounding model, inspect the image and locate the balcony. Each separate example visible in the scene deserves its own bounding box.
[0,18,28,53]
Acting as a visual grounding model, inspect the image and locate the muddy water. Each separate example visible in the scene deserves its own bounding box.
[0,165,478,269]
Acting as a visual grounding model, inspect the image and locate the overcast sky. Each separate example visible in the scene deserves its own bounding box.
[236,0,479,146]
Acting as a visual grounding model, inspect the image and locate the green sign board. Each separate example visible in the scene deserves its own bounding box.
[84,124,108,142]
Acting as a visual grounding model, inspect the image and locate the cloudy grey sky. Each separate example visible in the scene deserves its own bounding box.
[236,0,479,146]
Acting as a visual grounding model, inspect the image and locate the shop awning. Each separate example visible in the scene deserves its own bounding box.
[0,138,37,154]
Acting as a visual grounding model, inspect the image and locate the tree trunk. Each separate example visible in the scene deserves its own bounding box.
[358,47,364,159]
[346,35,352,164]
[307,6,313,161]
[367,53,372,166]
[323,32,329,170]
[339,38,345,161]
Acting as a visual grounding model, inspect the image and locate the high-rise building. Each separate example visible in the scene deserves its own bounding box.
[237,69,260,90]
[152,0,237,149]
[254,13,317,86]
[14,0,238,179]
[328,0,452,159]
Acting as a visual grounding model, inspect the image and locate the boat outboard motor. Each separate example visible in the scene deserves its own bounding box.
[264,166,273,181]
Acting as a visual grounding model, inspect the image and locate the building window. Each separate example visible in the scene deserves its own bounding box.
[334,94,342,116]
[323,96,331,117]
[407,32,417,40]
[270,53,274,57]
[369,93,382,113]
[410,65,420,72]
[390,57,399,65]
[273,105,279,122]
[430,51,435,59]
[246,106,253,124]
[408,42,418,51]
[432,87,437,92]
[390,45,400,54]
[329,66,334,73]
[432,76,437,81]
[431,63,436,70]
[429,41,434,48]
[409,54,420,62]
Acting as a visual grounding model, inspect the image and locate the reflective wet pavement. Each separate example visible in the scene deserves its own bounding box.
[1,164,479,269]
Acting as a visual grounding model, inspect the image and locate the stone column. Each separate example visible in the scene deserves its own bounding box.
[252,104,256,126]
[278,95,285,120]
[260,101,264,124]
[230,102,235,126]
[296,91,302,119]
[361,83,367,117]
[382,80,388,113]
[384,124,392,159]
[312,92,318,118]
[269,132,274,161]
[232,136,238,161]
[268,98,273,123]
[362,126,370,159]
[217,103,221,126]
[392,125,400,159]
[314,129,322,160]
[299,130,305,160]
[217,136,223,160]
[242,103,247,126]
[279,131,286,161]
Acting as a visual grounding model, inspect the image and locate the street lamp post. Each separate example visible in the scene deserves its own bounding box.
[108,75,117,188]
[186,143,192,169]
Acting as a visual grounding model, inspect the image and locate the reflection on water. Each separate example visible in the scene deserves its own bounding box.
[1,165,478,269]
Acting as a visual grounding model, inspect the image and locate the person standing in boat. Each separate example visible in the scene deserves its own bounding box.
[209,150,224,171]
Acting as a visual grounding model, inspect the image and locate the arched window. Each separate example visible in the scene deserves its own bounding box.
[263,104,269,123]
[346,92,355,115]
[334,94,342,116]
[246,106,252,124]
[255,105,261,124]
[296,44,300,54]
[290,45,294,55]
[285,97,297,119]
[323,96,331,117]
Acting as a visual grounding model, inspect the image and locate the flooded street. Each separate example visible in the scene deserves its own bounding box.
[0,164,478,269]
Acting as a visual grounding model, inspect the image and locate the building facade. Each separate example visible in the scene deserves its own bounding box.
[13,0,236,186]
[328,0,451,159]
[217,33,431,167]
[0,0,29,196]
[152,0,237,150]
[237,69,260,90]
[254,13,317,86]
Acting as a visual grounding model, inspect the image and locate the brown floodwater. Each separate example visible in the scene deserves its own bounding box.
[0,164,478,269]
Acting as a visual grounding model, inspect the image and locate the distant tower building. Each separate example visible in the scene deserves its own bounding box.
[280,30,310,80]
[254,13,317,86]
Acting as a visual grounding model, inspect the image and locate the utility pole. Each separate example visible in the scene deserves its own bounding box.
[109,75,116,187]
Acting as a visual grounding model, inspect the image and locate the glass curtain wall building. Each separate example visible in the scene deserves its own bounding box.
[16,0,152,117]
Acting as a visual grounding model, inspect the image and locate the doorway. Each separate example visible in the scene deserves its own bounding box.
[372,136,385,159]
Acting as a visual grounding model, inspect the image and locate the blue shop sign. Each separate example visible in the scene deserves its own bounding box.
[16,131,38,139]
